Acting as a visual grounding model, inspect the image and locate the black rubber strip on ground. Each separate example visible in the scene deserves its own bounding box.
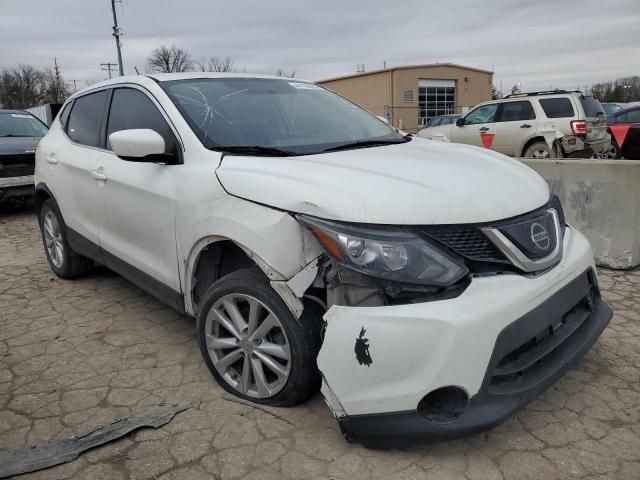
[0,403,191,479]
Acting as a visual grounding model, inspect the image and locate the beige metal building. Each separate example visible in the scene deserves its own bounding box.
[317,63,494,132]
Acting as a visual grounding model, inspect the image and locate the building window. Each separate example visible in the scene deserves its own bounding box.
[403,90,414,103]
[418,79,455,126]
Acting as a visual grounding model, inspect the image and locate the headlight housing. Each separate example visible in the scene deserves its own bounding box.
[298,215,468,287]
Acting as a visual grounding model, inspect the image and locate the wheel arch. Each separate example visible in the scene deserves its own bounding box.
[188,238,259,313]
[34,183,55,218]
[519,136,560,158]
[185,235,313,316]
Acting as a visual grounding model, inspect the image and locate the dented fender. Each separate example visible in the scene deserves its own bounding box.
[270,259,318,318]
[178,195,322,316]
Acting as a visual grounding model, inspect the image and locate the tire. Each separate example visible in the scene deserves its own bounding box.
[197,268,322,407]
[38,199,93,279]
[523,141,557,159]
[606,142,622,159]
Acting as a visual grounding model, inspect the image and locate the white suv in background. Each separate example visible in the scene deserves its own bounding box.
[35,74,611,448]
[418,90,610,158]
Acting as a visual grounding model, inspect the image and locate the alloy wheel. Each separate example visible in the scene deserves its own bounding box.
[43,210,64,269]
[204,293,291,399]
[531,148,551,159]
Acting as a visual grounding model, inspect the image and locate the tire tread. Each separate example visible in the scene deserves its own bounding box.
[196,267,322,407]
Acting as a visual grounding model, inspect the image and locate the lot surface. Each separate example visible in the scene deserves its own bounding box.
[1,208,640,480]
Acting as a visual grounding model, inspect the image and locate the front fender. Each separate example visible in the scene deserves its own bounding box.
[179,197,322,315]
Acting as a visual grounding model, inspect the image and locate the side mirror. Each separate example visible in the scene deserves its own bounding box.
[376,115,389,124]
[455,117,465,127]
[109,129,170,162]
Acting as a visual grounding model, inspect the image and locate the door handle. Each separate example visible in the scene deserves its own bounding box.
[45,155,58,164]
[91,170,107,181]
[479,127,490,132]
[520,124,532,128]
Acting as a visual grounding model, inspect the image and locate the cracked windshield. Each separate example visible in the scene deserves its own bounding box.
[162,77,406,155]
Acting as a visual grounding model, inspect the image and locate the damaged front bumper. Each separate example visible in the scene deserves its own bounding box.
[317,228,612,448]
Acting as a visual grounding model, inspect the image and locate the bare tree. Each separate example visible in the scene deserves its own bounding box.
[43,69,68,104]
[147,45,193,73]
[592,76,640,103]
[0,65,48,108]
[275,69,296,78]
[197,56,235,72]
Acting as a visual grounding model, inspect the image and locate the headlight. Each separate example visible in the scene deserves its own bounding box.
[298,215,468,287]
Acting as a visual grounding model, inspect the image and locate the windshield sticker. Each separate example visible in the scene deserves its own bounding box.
[288,82,322,90]
[10,114,33,119]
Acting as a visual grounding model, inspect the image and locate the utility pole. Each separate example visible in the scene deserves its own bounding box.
[101,62,118,79]
[68,79,79,92]
[110,0,124,76]
[53,58,63,102]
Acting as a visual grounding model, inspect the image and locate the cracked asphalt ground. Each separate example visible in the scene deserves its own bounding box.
[1,209,640,480]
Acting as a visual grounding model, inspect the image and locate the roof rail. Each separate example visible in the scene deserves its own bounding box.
[504,90,583,98]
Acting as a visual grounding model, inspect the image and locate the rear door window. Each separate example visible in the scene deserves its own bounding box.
[626,109,640,123]
[539,98,575,118]
[106,88,178,156]
[497,101,536,122]
[67,91,109,147]
[579,95,605,118]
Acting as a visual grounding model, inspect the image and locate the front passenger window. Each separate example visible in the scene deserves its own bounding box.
[464,104,498,125]
[106,88,178,157]
[67,90,109,147]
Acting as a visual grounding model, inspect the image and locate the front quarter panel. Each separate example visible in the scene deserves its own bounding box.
[175,154,322,315]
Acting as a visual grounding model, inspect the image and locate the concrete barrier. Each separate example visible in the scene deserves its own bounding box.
[520,159,640,269]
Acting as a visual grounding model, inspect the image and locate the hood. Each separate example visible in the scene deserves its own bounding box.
[0,137,41,156]
[216,138,550,225]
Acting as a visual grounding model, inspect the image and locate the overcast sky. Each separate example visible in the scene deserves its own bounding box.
[2,0,638,93]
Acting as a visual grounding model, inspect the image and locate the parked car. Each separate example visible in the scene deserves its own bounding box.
[601,102,626,116]
[0,110,49,205]
[35,74,611,448]
[418,90,610,159]
[421,114,461,129]
[606,105,640,159]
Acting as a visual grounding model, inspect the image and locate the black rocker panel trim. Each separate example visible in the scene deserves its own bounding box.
[66,227,185,314]
[66,227,102,263]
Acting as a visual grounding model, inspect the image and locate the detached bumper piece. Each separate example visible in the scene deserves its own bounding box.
[338,269,612,449]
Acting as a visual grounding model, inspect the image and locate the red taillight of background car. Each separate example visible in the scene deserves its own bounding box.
[571,120,588,135]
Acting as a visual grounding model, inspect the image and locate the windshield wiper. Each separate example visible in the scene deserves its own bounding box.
[0,134,29,138]
[214,145,297,156]
[321,138,409,153]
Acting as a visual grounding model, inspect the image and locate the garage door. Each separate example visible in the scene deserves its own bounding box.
[419,79,456,124]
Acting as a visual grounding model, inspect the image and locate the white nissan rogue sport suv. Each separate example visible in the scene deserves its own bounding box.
[35,74,612,448]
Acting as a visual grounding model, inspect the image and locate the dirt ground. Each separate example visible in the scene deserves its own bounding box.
[1,208,639,480]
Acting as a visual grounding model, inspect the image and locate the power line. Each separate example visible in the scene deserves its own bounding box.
[101,62,118,79]
[110,0,124,76]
